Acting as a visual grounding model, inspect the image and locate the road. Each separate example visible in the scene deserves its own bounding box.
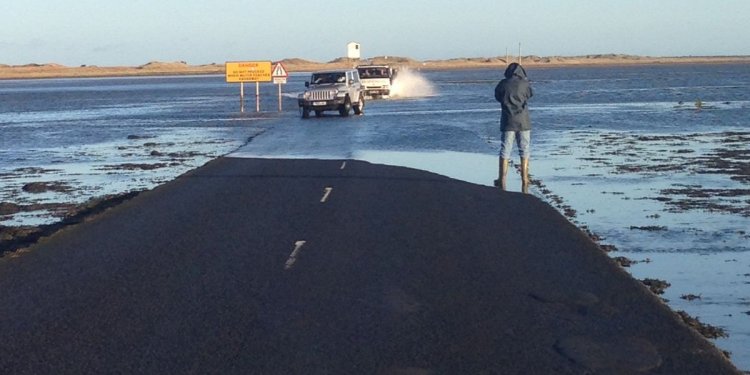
[0,157,739,374]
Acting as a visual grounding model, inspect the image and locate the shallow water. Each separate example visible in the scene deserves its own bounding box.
[2,65,749,369]
[1,75,269,225]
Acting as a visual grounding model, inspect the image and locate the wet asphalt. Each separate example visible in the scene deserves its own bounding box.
[0,157,739,374]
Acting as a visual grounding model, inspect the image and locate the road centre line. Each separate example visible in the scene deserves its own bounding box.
[284,240,307,270]
[320,187,333,203]
[340,161,347,170]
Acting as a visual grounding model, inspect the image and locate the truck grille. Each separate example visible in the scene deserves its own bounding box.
[309,90,335,101]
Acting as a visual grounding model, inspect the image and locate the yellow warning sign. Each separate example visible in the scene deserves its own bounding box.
[225,61,272,83]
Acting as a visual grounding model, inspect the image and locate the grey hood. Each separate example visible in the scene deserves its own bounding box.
[504,63,528,80]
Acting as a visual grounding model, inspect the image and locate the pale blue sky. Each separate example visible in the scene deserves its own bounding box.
[1,0,748,66]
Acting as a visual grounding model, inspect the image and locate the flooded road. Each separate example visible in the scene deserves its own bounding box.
[2,65,749,369]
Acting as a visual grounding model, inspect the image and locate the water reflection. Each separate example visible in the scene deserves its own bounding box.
[235,149,532,194]
[355,150,496,185]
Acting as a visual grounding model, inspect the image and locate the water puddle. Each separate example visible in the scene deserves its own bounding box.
[1,127,261,226]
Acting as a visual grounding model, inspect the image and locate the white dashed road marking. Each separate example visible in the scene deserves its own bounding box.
[284,240,307,270]
[340,161,347,170]
[320,187,333,203]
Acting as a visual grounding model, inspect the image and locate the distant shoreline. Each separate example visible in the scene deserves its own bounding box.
[2,55,749,80]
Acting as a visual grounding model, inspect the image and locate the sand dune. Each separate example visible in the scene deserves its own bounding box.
[1,55,748,80]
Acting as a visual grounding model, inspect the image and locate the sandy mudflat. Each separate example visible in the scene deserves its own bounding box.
[2,55,749,80]
[0,61,223,80]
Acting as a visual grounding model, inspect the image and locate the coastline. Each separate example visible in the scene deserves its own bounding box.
[2,55,750,80]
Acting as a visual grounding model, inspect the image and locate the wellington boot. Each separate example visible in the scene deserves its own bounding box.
[521,158,530,194]
[493,158,509,190]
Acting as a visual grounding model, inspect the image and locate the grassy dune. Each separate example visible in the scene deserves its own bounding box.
[2,55,749,80]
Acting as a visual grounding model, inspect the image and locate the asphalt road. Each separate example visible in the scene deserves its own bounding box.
[0,157,739,374]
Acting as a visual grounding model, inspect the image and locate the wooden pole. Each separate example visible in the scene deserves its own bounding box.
[518,42,522,65]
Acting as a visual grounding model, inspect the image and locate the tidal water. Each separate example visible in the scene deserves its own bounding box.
[1,64,749,369]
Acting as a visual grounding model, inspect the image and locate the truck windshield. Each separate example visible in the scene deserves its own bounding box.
[358,68,389,78]
[311,72,346,84]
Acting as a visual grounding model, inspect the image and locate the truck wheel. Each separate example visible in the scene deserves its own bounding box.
[353,95,365,115]
[339,97,351,117]
[300,107,310,119]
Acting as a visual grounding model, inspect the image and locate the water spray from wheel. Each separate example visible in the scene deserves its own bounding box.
[390,68,436,98]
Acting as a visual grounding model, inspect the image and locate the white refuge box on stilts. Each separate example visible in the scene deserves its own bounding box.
[347,42,361,59]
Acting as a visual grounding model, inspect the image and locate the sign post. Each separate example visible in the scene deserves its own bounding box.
[271,62,289,112]
[240,82,245,112]
[225,61,272,112]
[256,82,260,112]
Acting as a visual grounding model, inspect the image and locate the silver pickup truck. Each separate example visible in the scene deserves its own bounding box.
[298,69,365,118]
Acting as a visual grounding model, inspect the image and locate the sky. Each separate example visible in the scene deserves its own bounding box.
[1,0,749,66]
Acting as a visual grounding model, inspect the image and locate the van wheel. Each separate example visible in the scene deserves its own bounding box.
[353,95,365,115]
[301,107,310,119]
[339,97,351,117]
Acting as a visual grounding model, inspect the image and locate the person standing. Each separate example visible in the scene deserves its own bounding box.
[494,63,533,192]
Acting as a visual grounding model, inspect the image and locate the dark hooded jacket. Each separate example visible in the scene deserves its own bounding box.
[494,63,533,131]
